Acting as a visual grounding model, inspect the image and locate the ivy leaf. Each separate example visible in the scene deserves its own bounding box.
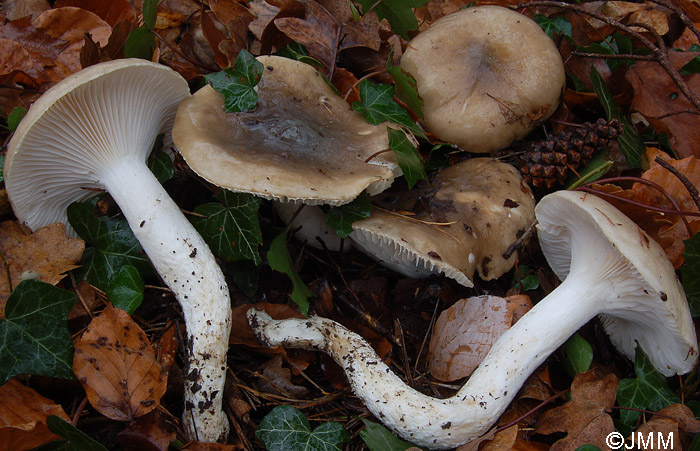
[7,106,27,131]
[561,333,593,377]
[388,128,427,189]
[105,265,144,315]
[386,50,423,118]
[124,26,155,60]
[39,415,108,451]
[267,231,313,316]
[616,346,680,425]
[146,147,173,184]
[355,0,429,39]
[352,80,426,139]
[256,405,349,451]
[590,67,644,169]
[325,193,372,238]
[681,232,700,316]
[191,190,262,265]
[358,418,416,451]
[0,280,76,384]
[67,201,152,291]
[204,49,264,112]
[534,14,573,42]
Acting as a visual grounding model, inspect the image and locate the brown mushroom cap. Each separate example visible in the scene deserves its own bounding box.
[401,6,565,153]
[350,158,536,287]
[172,55,399,206]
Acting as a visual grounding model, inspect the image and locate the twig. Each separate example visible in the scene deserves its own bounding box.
[646,0,700,44]
[653,156,700,212]
[571,51,655,61]
[491,389,569,436]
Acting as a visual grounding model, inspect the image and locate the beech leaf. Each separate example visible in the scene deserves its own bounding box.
[0,280,77,384]
[256,404,349,451]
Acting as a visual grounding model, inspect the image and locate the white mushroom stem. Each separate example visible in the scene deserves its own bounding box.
[247,283,596,449]
[100,156,231,442]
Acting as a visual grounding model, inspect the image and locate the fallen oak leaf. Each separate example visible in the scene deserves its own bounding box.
[535,369,618,451]
[73,303,167,421]
[0,378,71,451]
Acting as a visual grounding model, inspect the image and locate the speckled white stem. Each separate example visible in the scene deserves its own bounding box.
[247,275,604,449]
[100,156,231,442]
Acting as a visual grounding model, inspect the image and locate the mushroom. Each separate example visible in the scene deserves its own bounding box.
[247,190,697,449]
[400,6,566,153]
[273,202,348,252]
[350,158,536,287]
[172,55,400,206]
[4,59,232,442]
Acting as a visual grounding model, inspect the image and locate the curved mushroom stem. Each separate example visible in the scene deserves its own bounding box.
[247,276,603,449]
[101,156,231,442]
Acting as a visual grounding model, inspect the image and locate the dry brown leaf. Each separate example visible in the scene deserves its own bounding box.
[0,0,50,21]
[257,355,308,398]
[536,369,618,451]
[248,0,304,55]
[0,221,84,317]
[0,379,70,451]
[53,0,136,26]
[73,304,167,421]
[182,442,246,450]
[116,409,176,451]
[201,9,230,68]
[428,294,531,381]
[157,322,179,373]
[317,0,380,52]
[275,0,340,71]
[209,0,254,61]
[580,1,669,34]
[32,7,112,76]
[636,403,700,435]
[626,51,700,159]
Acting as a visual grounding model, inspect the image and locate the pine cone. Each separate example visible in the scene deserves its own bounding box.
[519,118,623,190]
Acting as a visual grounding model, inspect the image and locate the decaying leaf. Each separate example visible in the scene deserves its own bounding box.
[73,304,167,421]
[536,369,618,451]
[0,221,84,317]
[428,294,532,381]
[116,409,176,451]
[257,355,308,398]
[0,378,70,451]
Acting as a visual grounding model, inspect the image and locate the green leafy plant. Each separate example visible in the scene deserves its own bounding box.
[616,346,680,425]
[36,415,108,451]
[352,80,425,139]
[105,265,145,314]
[355,0,429,39]
[561,334,593,377]
[0,280,76,384]
[534,14,573,42]
[146,147,174,184]
[267,231,313,316]
[6,106,27,132]
[386,50,423,118]
[256,405,349,451]
[387,128,427,189]
[124,0,158,59]
[358,418,417,451]
[204,49,264,112]
[511,264,539,291]
[326,193,373,238]
[191,190,263,265]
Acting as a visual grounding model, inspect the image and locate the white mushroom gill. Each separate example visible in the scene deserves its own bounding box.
[247,191,697,449]
[4,60,232,442]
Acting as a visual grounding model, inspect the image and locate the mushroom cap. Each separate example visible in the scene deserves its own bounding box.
[400,6,565,153]
[172,55,399,206]
[350,158,536,287]
[4,59,190,236]
[536,190,698,376]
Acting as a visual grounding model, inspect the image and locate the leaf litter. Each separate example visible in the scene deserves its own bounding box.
[1,0,700,449]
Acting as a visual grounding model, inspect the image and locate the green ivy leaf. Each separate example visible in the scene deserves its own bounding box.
[146,148,173,184]
[106,265,144,314]
[590,66,644,169]
[325,193,372,238]
[142,0,158,30]
[0,280,77,384]
[267,232,313,316]
[192,190,262,265]
[511,265,540,291]
[124,26,155,60]
[39,415,108,451]
[355,0,429,39]
[682,232,700,316]
[616,346,680,425]
[67,201,152,291]
[358,418,416,451]
[225,260,259,300]
[575,446,602,451]
[561,334,593,377]
[388,128,427,189]
[256,405,349,451]
[352,80,426,139]
[204,49,264,112]
[534,14,573,42]
[425,143,455,171]
[386,50,423,118]
[7,106,27,131]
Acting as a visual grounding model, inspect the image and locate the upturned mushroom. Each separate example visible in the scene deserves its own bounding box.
[4,59,231,442]
[350,158,536,287]
[401,6,566,153]
[247,190,697,449]
[172,55,400,206]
